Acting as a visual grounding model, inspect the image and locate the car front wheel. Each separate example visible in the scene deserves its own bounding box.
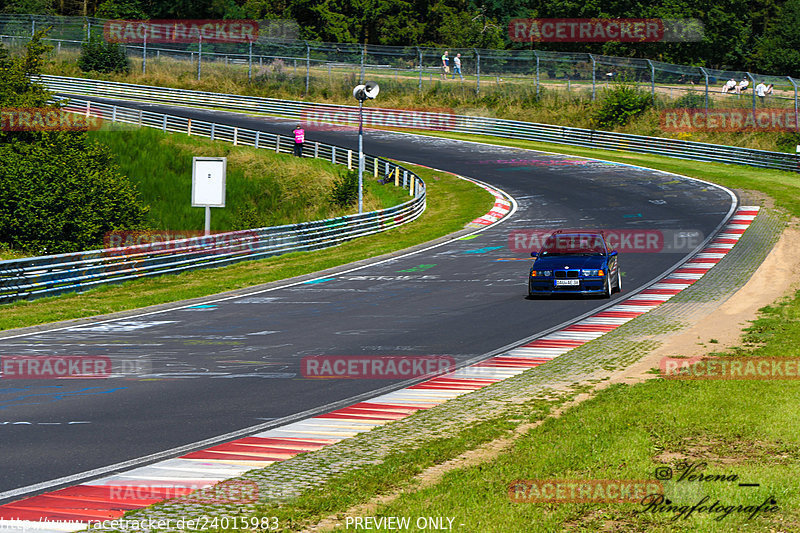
[604,276,612,298]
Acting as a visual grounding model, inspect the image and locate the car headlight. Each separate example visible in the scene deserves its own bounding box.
[531,270,552,277]
[581,269,604,276]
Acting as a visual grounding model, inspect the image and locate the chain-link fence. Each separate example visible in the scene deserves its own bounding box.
[1,14,798,119]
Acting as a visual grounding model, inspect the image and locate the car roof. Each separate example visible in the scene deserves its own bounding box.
[539,232,609,254]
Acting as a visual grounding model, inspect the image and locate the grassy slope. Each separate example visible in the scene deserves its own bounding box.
[88,126,407,232]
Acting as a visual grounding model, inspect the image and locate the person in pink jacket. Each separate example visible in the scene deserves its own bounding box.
[293,124,305,157]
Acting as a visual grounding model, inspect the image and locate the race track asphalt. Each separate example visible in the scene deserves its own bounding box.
[0,98,734,499]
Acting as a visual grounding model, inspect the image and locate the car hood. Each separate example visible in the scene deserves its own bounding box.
[532,255,607,270]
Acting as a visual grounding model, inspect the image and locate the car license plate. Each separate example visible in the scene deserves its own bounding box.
[555,279,580,286]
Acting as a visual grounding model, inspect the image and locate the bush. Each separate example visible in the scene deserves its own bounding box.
[593,82,652,128]
[0,33,147,254]
[329,168,359,207]
[0,133,149,254]
[78,35,130,74]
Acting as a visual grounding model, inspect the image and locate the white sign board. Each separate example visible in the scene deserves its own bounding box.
[192,157,226,207]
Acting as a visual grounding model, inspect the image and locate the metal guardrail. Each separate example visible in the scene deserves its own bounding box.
[40,75,800,173]
[0,98,426,303]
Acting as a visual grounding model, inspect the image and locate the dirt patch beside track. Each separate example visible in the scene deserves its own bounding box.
[616,219,800,384]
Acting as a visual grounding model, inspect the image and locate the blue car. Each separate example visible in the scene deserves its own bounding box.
[528,231,621,298]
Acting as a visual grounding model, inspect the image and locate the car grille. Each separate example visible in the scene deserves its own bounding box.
[554,270,579,279]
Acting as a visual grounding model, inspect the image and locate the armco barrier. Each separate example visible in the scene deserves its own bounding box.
[0,98,426,303]
[39,75,800,173]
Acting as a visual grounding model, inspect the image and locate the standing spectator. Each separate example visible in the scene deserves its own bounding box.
[721,78,736,93]
[441,50,449,79]
[293,124,304,157]
[452,53,463,80]
[756,81,768,101]
[735,77,749,94]
[766,83,774,95]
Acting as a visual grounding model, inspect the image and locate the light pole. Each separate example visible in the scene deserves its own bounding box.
[352,81,379,214]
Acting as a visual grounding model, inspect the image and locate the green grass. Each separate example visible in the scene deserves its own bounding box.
[88,126,406,232]
[0,164,492,331]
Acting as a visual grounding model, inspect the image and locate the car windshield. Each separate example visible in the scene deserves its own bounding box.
[539,234,606,256]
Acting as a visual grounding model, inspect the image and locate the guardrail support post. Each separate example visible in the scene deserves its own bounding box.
[197,35,202,81]
[276,135,280,152]
[590,54,596,100]
[374,156,378,177]
[162,115,167,132]
[332,146,336,163]
[314,141,319,158]
[348,149,353,170]
[699,67,709,115]
[111,106,116,123]
[233,127,238,146]
[360,44,366,84]
[534,50,539,96]
[646,59,655,100]
[248,39,253,82]
[304,41,311,95]
[394,167,399,186]
[210,123,215,140]
[255,130,259,148]
[790,77,799,132]
[474,48,480,95]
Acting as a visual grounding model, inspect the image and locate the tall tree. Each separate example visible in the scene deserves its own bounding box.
[752,0,800,76]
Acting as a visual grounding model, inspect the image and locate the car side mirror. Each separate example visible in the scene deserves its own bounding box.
[609,250,618,257]
[530,251,538,257]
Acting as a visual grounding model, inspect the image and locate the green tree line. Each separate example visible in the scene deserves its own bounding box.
[3,0,800,74]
